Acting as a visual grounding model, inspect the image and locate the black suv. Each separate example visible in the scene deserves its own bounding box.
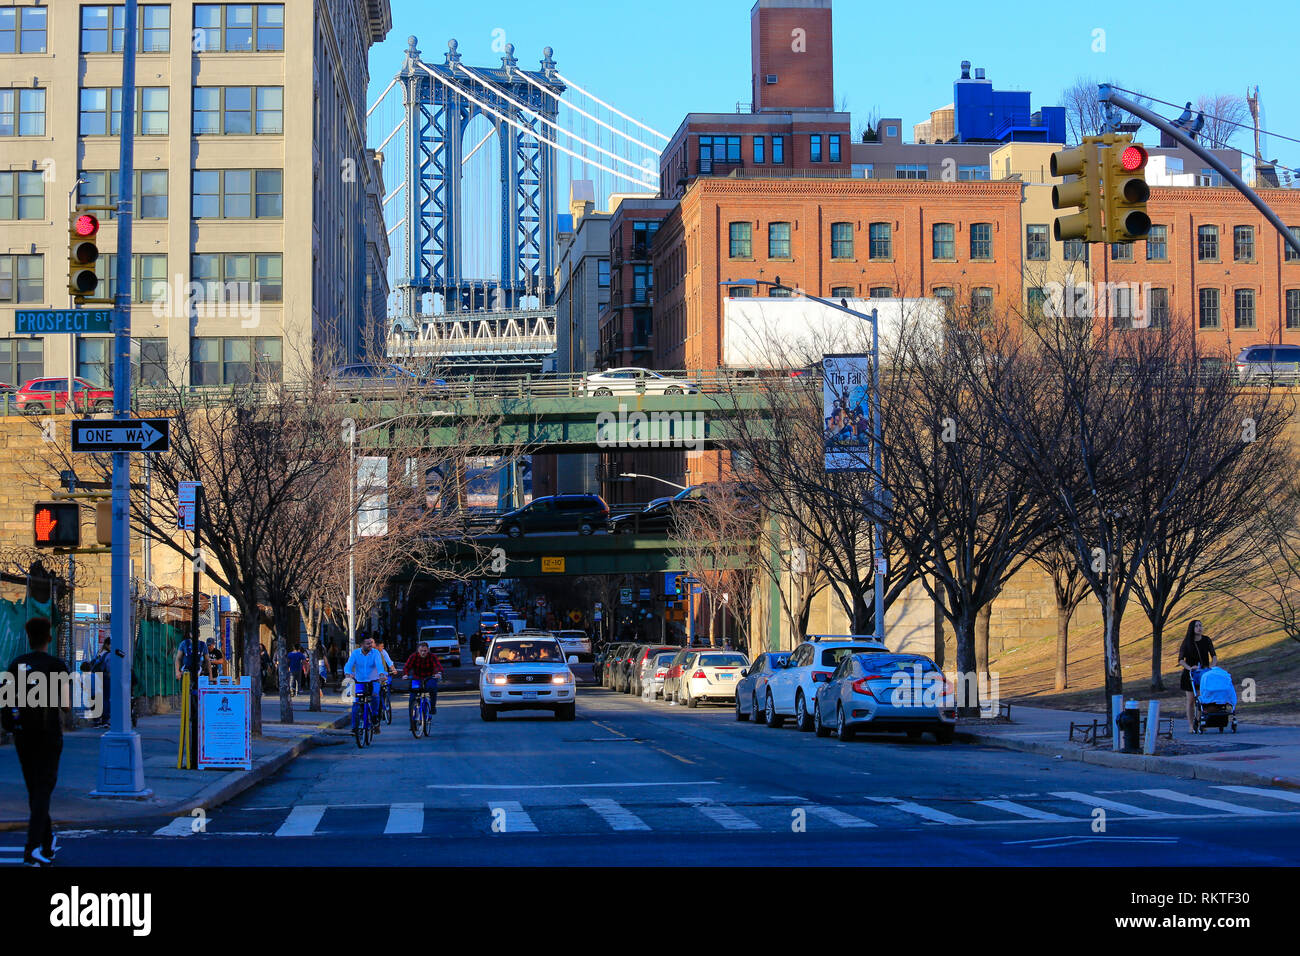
[494,494,610,537]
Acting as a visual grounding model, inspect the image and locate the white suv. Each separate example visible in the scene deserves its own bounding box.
[477,634,578,721]
[763,636,887,731]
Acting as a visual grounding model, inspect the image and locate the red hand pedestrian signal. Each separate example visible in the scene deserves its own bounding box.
[33,502,80,547]
[34,508,57,542]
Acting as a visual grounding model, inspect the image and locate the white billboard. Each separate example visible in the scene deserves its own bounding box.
[722,296,945,369]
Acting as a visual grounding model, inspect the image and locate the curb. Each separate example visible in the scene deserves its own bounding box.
[960,729,1300,791]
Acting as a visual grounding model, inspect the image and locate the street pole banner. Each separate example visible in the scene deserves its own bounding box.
[197,676,252,770]
[823,354,873,471]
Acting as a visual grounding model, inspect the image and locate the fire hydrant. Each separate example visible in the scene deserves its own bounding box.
[1116,699,1141,753]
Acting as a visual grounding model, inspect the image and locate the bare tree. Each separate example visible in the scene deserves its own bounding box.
[669,485,762,651]
[1060,77,1151,144]
[1029,534,1092,691]
[1223,480,1300,645]
[1195,93,1250,149]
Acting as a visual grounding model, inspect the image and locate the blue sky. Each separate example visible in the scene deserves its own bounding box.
[369,0,1298,168]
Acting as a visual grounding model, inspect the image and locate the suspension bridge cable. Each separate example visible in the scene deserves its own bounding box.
[452,61,651,175]
[376,119,404,154]
[513,68,662,155]
[366,76,400,118]
[554,71,670,142]
[382,182,404,205]
[462,128,495,165]
[417,62,657,190]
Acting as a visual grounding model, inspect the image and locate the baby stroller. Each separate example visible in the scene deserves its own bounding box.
[1191,666,1238,734]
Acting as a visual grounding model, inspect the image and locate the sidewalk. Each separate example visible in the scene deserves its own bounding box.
[0,693,350,831]
[961,702,1300,790]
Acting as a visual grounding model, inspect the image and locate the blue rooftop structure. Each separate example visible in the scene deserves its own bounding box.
[953,61,1065,145]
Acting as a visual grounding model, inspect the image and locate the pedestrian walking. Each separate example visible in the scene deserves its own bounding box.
[1178,619,1217,733]
[286,644,307,697]
[1,617,69,866]
[88,635,111,727]
[206,637,225,678]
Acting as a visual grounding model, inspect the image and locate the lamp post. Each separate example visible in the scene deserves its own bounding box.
[619,472,689,492]
[720,278,886,646]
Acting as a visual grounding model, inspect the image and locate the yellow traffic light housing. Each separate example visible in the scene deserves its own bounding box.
[1051,138,1104,243]
[68,206,100,302]
[95,499,112,545]
[1102,136,1152,243]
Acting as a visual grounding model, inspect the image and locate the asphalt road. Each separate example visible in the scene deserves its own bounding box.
[7,681,1300,867]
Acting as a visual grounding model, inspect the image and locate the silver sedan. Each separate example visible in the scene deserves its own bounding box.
[813,653,957,743]
[734,652,791,722]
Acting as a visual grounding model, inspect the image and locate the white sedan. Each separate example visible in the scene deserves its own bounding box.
[583,368,699,396]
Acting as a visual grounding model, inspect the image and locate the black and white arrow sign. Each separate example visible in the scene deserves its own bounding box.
[71,418,171,453]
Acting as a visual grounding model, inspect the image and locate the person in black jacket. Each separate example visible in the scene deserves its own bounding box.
[3,617,69,866]
[1177,619,1217,733]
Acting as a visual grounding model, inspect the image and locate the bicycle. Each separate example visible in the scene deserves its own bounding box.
[381,678,394,725]
[351,683,378,749]
[409,677,437,738]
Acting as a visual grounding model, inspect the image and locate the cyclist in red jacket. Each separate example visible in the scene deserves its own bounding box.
[403,642,445,716]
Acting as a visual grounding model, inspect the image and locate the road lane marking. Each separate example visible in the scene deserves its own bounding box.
[652,746,695,765]
[1213,785,1300,805]
[866,797,975,825]
[428,781,718,789]
[678,797,759,830]
[384,803,425,834]
[275,805,328,837]
[153,817,197,837]
[583,798,651,831]
[1136,788,1279,815]
[975,800,1080,822]
[805,805,876,828]
[1049,792,1176,818]
[488,800,537,833]
[0,847,24,853]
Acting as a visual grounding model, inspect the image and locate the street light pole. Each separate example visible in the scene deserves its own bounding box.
[618,472,689,492]
[343,418,356,652]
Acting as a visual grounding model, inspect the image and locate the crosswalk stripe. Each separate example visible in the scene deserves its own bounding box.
[975,800,1080,822]
[678,798,759,830]
[1212,785,1300,805]
[276,805,327,837]
[153,817,196,837]
[0,847,23,854]
[1137,788,1278,815]
[384,803,425,834]
[867,796,975,825]
[1050,791,1173,818]
[805,805,876,828]
[489,801,537,833]
[583,798,651,831]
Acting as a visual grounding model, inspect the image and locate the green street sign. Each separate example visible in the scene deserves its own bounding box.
[15,309,114,334]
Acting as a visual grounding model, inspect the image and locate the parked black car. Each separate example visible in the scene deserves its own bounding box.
[494,493,610,537]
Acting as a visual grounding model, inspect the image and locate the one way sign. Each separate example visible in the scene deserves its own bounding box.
[71,418,171,453]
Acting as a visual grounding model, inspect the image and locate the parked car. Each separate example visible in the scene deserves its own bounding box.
[477,634,577,721]
[626,645,679,696]
[582,367,698,396]
[676,650,749,707]
[1235,344,1300,384]
[735,651,792,722]
[327,363,448,398]
[493,493,610,537]
[600,643,633,688]
[761,636,888,730]
[641,650,680,700]
[416,624,461,667]
[555,629,593,661]
[15,377,114,415]
[610,497,694,535]
[661,647,702,703]
[813,652,956,743]
[610,643,649,693]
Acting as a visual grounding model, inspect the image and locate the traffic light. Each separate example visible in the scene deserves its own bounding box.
[1050,137,1103,243]
[33,502,80,548]
[1102,137,1151,243]
[95,499,112,545]
[68,207,100,301]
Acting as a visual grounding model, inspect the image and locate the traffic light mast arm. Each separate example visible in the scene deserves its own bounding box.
[1099,85,1300,259]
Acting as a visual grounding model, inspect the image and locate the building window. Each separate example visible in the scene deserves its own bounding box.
[0,89,45,137]
[932,223,955,260]
[1146,225,1168,260]
[632,264,652,303]
[136,338,169,387]
[1198,225,1219,262]
[728,287,752,298]
[830,222,854,259]
[192,253,282,303]
[772,136,785,165]
[1287,290,1300,330]
[1063,239,1088,262]
[698,135,741,171]
[1111,242,1134,261]
[1025,224,1049,261]
[971,287,993,316]
[597,259,610,289]
[138,170,168,219]
[193,86,285,135]
[0,6,47,53]
[1234,289,1256,329]
[1198,288,1220,329]
[79,87,169,136]
[1148,287,1169,328]
[0,338,43,384]
[829,134,842,164]
[810,135,823,163]
[1112,286,1133,329]
[192,169,283,219]
[969,223,993,260]
[76,338,112,388]
[753,136,765,165]
[1233,225,1255,262]
[0,171,45,220]
[895,163,927,180]
[193,4,285,53]
[932,287,955,312]
[0,254,43,303]
[93,254,168,303]
[191,336,282,385]
[768,222,792,259]
[729,222,752,259]
[79,170,166,219]
[1027,287,1047,318]
[1286,227,1300,262]
[80,5,171,53]
[632,220,659,254]
[830,286,855,299]
[854,163,873,179]
[869,222,892,260]
[958,165,990,180]
[870,287,893,299]
[768,287,792,298]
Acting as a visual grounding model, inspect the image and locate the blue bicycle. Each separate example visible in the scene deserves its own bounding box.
[351,683,379,749]
[409,677,438,738]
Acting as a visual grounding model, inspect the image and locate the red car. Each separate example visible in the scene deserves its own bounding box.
[15,377,115,415]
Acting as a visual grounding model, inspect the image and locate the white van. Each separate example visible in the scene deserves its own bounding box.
[416,624,462,667]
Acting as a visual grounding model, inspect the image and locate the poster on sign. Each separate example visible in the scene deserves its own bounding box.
[198,676,252,770]
[823,354,873,472]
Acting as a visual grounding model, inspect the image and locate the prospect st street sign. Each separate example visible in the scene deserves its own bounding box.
[15,309,114,334]
[71,419,171,453]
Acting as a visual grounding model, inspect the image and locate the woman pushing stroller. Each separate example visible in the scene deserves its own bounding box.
[1177,620,1216,733]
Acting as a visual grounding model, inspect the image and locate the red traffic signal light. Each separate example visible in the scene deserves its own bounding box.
[1121,144,1148,172]
[34,503,81,548]
[74,213,99,237]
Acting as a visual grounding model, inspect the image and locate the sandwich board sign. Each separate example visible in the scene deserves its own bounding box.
[197,676,252,770]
